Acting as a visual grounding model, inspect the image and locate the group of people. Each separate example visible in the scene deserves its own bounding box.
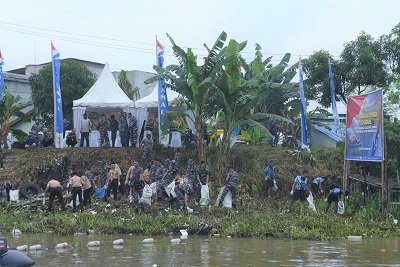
[24,119,54,149]
[263,161,349,213]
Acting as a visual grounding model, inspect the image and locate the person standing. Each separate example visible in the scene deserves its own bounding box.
[127,113,138,147]
[80,113,91,147]
[264,160,275,198]
[98,114,110,147]
[218,164,239,209]
[68,172,84,212]
[125,160,143,203]
[81,171,93,207]
[267,118,279,147]
[44,178,66,212]
[109,114,119,147]
[141,133,153,167]
[31,119,43,143]
[289,170,311,211]
[105,162,122,201]
[119,112,129,147]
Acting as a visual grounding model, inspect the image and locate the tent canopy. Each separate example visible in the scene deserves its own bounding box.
[73,63,134,111]
[134,84,181,108]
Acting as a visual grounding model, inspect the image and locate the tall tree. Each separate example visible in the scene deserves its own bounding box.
[145,32,228,161]
[379,22,400,82]
[118,70,140,100]
[340,32,387,95]
[0,87,32,148]
[29,59,96,122]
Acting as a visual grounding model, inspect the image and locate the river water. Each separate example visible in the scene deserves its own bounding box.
[4,234,400,267]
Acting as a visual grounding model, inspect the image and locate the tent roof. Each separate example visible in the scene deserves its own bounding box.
[134,84,181,108]
[73,63,134,109]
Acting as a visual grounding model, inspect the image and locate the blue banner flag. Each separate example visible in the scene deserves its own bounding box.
[0,50,4,101]
[230,124,241,148]
[51,42,64,148]
[156,39,169,146]
[328,60,340,132]
[298,58,309,149]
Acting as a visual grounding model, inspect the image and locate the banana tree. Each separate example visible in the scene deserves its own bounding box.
[0,87,32,148]
[209,41,297,184]
[145,32,228,161]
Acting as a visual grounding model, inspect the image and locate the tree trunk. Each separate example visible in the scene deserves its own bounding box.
[1,121,9,149]
[216,139,229,186]
[193,105,205,162]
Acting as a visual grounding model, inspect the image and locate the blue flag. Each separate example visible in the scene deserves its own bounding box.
[328,60,340,132]
[0,50,4,101]
[230,124,241,148]
[156,39,169,146]
[51,42,64,148]
[298,58,309,149]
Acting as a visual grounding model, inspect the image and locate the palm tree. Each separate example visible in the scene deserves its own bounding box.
[0,87,32,148]
[145,32,228,161]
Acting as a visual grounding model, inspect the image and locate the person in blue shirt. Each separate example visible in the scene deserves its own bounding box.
[325,187,349,213]
[310,176,326,197]
[289,170,311,210]
[263,160,275,198]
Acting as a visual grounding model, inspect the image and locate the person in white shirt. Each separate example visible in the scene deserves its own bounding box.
[80,113,91,147]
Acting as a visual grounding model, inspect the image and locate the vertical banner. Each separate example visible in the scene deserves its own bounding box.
[345,89,383,161]
[298,58,309,149]
[229,124,241,148]
[51,42,64,148]
[328,60,340,132]
[156,39,169,146]
[0,50,4,101]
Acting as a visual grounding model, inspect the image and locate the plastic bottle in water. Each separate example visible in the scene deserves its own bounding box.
[6,133,12,149]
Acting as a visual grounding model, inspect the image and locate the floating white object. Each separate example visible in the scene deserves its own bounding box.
[112,239,124,245]
[11,229,22,236]
[153,264,158,267]
[180,230,188,236]
[28,244,42,250]
[16,245,28,251]
[394,219,398,225]
[170,238,181,244]
[55,242,68,249]
[347,236,362,241]
[142,238,154,244]
[87,241,101,247]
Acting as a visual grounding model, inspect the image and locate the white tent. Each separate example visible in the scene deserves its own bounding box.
[72,64,147,147]
[134,84,181,108]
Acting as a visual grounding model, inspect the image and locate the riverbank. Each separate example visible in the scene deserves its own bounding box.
[1,197,399,239]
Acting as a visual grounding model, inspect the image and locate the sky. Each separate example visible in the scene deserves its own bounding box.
[1,0,400,73]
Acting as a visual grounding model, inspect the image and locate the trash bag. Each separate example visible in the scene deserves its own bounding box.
[337,200,345,215]
[10,189,19,202]
[165,181,176,198]
[95,188,106,198]
[200,184,210,206]
[215,186,232,208]
[307,193,317,213]
[139,184,152,205]
[149,182,157,196]
[272,179,278,192]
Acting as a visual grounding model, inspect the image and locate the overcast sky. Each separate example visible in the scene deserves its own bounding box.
[1,0,399,73]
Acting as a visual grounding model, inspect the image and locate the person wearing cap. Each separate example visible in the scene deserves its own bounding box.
[44,178,66,212]
[218,164,239,209]
[289,170,312,211]
[24,131,38,149]
[141,133,153,167]
[264,160,275,198]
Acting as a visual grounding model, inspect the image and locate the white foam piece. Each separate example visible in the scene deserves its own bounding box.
[55,242,68,249]
[347,236,362,241]
[170,238,181,244]
[16,245,28,251]
[179,229,188,236]
[112,239,124,245]
[28,244,42,250]
[142,238,154,244]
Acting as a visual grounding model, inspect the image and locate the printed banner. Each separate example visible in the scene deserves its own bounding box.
[345,89,384,162]
[156,39,169,146]
[298,59,309,149]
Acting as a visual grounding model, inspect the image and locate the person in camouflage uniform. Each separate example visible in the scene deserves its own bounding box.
[173,172,193,210]
[125,160,143,204]
[218,164,239,209]
[141,133,153,166]
[127,113,138,147]
[163,160,177,186]
[98,114,110,147]
[153,158,165,201]
[186,159,198,187]
[119,112,129,147]
[109,115,119,148]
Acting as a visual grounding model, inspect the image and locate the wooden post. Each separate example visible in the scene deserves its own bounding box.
[343,160,348,206]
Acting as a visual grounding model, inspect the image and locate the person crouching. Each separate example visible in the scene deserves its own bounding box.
[325,187,349,213]
[173,172,193,213]
[44,178,66,212]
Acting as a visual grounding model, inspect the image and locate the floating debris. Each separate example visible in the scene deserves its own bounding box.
[142,238,154,244]
[55,242,68,249]
[112,239,124,245]
[87,241,101,247]
[16,245,28,251]
[28,244,42,250]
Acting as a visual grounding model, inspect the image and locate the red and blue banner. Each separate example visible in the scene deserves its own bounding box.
[345,89,384,162]
[0,50,4,101]
[51,42,64,148]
